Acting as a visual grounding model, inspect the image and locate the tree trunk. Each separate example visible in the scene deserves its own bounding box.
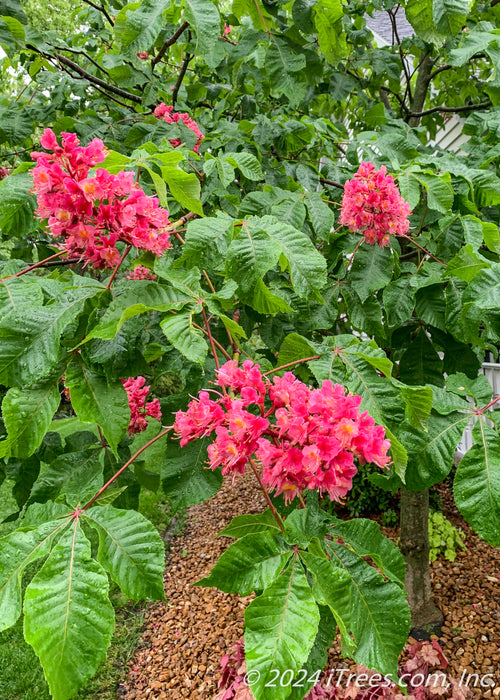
[399,487,443,638]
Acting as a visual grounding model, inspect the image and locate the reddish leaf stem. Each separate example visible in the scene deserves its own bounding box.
[263,355,321,376]
[105,245,132,290]
[82,426,173,511]
[476,394,500,415]
[2,250,66,279]
[399,233,444,265]
[202,305,221,370]
[248,458,284,531]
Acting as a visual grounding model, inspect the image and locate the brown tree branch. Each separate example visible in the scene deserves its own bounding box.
[409,100,492,118]
[172,52,193,107]
[52,52,142,104]
[320,178,345,190]
[152,22,190,66]
[82,0,114,26]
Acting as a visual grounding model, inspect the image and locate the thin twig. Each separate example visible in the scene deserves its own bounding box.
[264,356,321,376]
[82,0,114,26]
[202,306,221,370]
[192,321,233,360]
[2,251,66,279]
[172,52,193,107]
[152,22,189,66]
[320,178,345,190]
[82,427,173,510]
[408,100,492,118]
[105,245,132,290]
[248,458,284,531]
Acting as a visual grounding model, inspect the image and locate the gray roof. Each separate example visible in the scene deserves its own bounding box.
[365,8,415,45]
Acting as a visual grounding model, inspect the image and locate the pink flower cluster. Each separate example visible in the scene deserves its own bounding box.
[31,129,171,269]
[174,360,390,504]
[121,376,162,435]
[126,264,157,280]
[153,103,204,153]
[340,162,411,247]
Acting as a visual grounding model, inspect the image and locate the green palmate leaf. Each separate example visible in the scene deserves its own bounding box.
[24,522,115,700]
[383,277,415,327]
[396,171,422,210]
[446,372,492,405]
[0,382,60,458]
[349,244,394,303]
[244,555,320,700]
[197,531,291,596]
[219,509,283,538]
[399,328,444,387]
[184,0,220,66]
[226,224,282,293]
[160,311,208,364]
[65,357,129,455]
[463,262,500,309]
[0,282,103,387]
[414,172,454,213]
[271,196,306,230]
[0,171,37,236]
[0,14,24,55]
[114,0,169,55]
[454,419,500,547]
[265,38,307,105]
[415,284,446,330]
[245,279,293,315]
[160,163,203,215]
[180,214,234,270]
[399,383,434,431]
[283,508,329,547]
[0,0,28,23]
[0,275,44,312]
[85,281,174,340]
[0,517,69,632]
[405,0,443,44]
[28,445,103,507]
[161,436,222,511]
[300,545,353,656]
[329,518,406,586]
[277,332,317,367]
[482,222,500,254]
[433,0,470,38]
[325,540,410,679]
[397,411,469,490]
[84,505,165,599]
[314,0,345,66]
[225,151,263,180]
[304,192,334,239]
[445,244,490,282]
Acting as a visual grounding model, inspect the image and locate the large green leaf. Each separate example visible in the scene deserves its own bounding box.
[300,544,353,656]
[433,0,470,38]
[314,0,345,65]
[349,244,394,303]
[226,223,282,293]
[0,171,37,236]
[114,0,169,55]
[0,517,69,632]
[244,555,320,700]
[445,244,490,283]
[463,262,500,309]
[265,38,307,105]
[65,357,129,455]
[383,277,415,327]
[405,0,443,44]
[219,509,283,538]
[325,540,410,679]
[161,436,222,511]
[225,151,263,181]
[399,328,444,387]
[0,382,60,458]
[454,419,500,547]
[0,275,43,313]
[180,214,234,270]
[184,0,221,66]
[397,411,469,489]
[28,445,103,507]
[0,283,103,387]
[197,531,292,595]
[24,522,115,700]
[160,311,208,364]
[329,518,406,586]
[160,163,203,214]
[84,505,165,599]
[0,0,28,23]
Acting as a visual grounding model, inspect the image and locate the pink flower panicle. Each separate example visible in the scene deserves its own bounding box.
[153,103,204,153]
[136,51,149,60]
[173,360,390,503]
[340,162,411,247]
[121,376,162,435]
[126,264,157,280]
[224,22,232,35]
[31,129,171,269]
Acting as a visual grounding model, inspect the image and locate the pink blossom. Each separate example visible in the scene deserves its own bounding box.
[340,162,411,246]
[31,129,171,269]
[121,376,162,435]
[126,264,157,280]
[173,360,391,503]
[153,103,204,153]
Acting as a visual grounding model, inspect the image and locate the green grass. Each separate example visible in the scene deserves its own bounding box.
[0,480,182,700]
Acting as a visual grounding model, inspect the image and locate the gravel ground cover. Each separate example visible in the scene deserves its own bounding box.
[122,475,500,700]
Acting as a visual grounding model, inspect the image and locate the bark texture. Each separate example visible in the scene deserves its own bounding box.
[399,487,444,637]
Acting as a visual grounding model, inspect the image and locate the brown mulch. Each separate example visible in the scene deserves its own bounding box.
[121,476,500,700]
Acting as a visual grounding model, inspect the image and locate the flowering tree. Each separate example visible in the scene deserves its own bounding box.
[0,1,500,699]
